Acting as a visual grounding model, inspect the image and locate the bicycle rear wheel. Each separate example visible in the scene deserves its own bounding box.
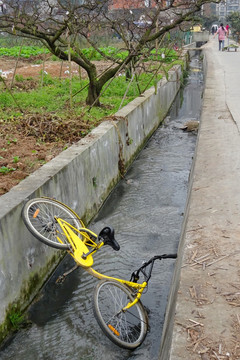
[93,280,148,350]
[22,197,83,250]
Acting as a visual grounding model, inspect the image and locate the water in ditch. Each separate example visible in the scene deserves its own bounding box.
[0,53,203,360]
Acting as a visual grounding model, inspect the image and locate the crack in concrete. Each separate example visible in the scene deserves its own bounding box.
[226,102,240,135]
[223,70,240,135]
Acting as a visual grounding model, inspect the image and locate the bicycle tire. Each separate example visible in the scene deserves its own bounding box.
[93,280,148,350]
[22,197,83,250]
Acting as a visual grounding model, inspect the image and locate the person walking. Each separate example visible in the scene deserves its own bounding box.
[226,24,230,45]
[214,23,227,51]
[211,24,218,35]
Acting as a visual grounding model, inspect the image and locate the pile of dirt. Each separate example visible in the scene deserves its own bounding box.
[0,131,62,195]
[0,111,103,195]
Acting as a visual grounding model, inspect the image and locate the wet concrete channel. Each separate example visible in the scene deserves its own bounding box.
[0,53,203,360]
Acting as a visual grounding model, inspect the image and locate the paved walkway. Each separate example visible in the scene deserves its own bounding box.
[161,36,240,359]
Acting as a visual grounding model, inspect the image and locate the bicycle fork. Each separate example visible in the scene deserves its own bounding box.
[122,283,147,311]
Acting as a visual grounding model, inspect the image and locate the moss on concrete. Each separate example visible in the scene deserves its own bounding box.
[0,251,62,345]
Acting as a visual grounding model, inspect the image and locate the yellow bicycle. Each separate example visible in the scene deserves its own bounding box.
[22,197,177,350]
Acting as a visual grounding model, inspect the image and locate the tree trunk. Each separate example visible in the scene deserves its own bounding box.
[86,82,101,106]
[85,63,101,106]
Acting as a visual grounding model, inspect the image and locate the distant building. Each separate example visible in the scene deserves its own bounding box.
[216,0,240,19]
[109,0,156,10]
[201,1,240,20]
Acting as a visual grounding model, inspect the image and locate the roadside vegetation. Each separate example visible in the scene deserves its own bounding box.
[0,43,183,195]
[226,11,240,43]
[0,45,181,125]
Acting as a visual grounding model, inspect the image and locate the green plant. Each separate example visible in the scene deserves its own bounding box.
[0,166,16,174]
[226,11,240,41]
[33,59,43,65]
[51,55,59,61]
[13,156,20,163]
[0,45,50,58]
[15,74,24,82]
[39,71,55,85]
[6,137,18,144]
[8,310,24,329]
[127,138,133,145]
[25,160,36,168]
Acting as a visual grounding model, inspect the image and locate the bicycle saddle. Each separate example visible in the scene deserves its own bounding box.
[98,226,120,251]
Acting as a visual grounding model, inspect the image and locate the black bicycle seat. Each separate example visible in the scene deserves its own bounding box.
[98,226,120,251]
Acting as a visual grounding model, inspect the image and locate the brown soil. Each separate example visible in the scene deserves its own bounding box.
[0,55,111,81]
[0,56,111,196]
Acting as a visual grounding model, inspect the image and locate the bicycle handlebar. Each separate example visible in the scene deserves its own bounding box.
[130,253,177,283]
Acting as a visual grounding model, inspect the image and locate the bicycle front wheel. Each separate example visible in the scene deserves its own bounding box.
[93,280,148,350]
[22,197,83,250]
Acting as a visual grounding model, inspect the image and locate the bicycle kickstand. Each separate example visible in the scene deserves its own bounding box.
[56,264,79,284]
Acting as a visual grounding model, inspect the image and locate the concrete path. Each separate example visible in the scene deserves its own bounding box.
[164,36,240,359]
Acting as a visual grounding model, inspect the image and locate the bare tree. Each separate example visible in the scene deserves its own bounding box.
[0,0,221,106]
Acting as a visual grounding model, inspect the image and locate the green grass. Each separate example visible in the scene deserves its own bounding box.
[0,41,182,123]
[0,44,180,121]
[8,308,25,330]
[0,71,164,121]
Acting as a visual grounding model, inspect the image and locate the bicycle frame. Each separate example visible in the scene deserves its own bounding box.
[22,197,178,350]
[86,268,147,311]
[56,217,147,311]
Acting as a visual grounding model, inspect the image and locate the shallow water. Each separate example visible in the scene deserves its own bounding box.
[0,54,203,360]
